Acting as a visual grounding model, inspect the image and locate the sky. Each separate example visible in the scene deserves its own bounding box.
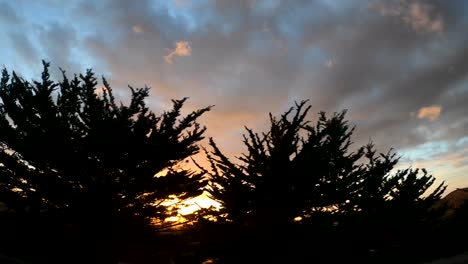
[0,0,467,200]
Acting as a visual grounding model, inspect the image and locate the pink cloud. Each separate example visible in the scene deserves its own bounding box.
[164,41,192,64]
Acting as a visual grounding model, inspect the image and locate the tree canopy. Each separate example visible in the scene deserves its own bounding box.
[0,61,211,262]
[199,100,446,262]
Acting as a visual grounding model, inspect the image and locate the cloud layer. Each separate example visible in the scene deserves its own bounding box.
[0,0,467,193]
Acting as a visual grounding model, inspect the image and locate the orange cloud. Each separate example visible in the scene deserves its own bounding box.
[164,41,192,64]
[132,25,144,34]
[417,105,442,121]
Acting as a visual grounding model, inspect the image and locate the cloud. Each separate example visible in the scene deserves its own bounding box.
[417,105,442,121]
[8,32,39,64]
[373,0,444,33]
[3,0,468,191]
[173,0,190,8]
[74,0,468,153]
[325,59,335,69]
[0,2,20,24]
[404,2,444,33]
[164,41,192,64]
[35,22,81,77]
[132,25,144,34]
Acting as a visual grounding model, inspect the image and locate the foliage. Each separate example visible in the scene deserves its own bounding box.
[199,100,446,262]
[0,61,211,262]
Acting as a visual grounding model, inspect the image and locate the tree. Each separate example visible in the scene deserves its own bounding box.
[0,61,211,262]
[199,100,446,262]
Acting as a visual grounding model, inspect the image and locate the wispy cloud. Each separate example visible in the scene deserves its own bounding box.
[373,0,444,33]
[164,41,192,64]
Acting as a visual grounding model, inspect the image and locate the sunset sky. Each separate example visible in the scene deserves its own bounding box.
[0,0,467,197]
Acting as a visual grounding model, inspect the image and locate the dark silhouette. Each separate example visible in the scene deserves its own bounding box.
[197,100,447,263]
[0,61,211,263]
[0,62,458,263]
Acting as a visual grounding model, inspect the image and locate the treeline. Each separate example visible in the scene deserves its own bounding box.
[0,62,465,263]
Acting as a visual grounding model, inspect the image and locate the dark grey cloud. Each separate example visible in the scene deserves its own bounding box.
[8,32,39,65]
[0,1,20,24]
[35,22,80,77]
[73,0,468,154]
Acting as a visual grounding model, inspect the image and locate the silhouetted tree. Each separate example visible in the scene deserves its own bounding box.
[198,100,446,263]
[0,61,211,262]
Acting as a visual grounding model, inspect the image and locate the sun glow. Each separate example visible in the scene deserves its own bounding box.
[161,191,220,224]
